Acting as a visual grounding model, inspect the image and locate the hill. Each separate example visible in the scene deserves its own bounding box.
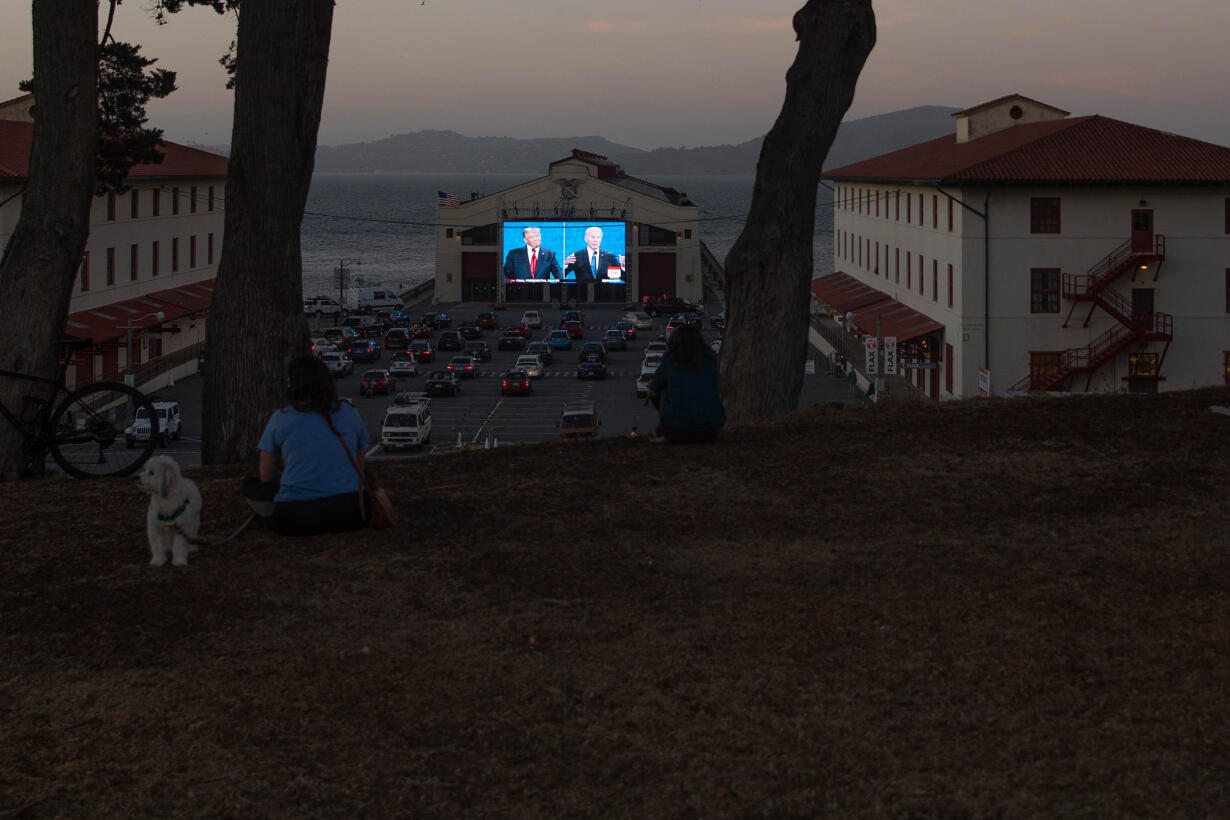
[300,106,961,175]
[3,388,1229,816]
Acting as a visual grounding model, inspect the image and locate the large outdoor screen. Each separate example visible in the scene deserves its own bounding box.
[502,221,626,285]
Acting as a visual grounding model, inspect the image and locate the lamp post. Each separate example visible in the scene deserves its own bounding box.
[125,311,165,387]
[336,259,361,310]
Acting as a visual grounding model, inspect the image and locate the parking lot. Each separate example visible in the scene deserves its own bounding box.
[150,302,855,468]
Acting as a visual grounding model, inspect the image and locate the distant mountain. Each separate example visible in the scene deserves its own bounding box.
[192,106,963,175]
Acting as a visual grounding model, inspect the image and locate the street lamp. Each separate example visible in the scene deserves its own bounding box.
[337,259,361,308]
[125,311,165,387]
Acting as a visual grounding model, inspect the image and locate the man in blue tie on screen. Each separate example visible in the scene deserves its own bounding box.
[503,226,561,281]
[565,226,625,283]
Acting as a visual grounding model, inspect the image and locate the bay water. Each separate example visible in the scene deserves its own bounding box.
[301,173,834,300]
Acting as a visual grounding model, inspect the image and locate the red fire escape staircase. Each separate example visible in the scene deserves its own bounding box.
[1012,236,1170,392]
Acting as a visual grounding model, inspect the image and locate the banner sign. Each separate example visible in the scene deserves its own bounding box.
[883,336,898,375]
[864,337,878,375]
[978,367,991,398]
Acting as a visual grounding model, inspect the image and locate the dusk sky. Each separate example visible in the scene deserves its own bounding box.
[2,0,1228,150]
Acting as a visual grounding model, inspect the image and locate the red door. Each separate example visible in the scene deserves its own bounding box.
[637,253,676,301]
[1131,209,1153,253]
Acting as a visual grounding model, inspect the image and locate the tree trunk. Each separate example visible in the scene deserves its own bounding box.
[201,0,335,465]
[720,0,875,423]
[0,0,98,480]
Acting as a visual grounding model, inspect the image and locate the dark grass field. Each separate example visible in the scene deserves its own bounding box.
[3,388,1230,818]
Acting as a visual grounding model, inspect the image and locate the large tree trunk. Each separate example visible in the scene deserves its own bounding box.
[0,0,98,480]
[720,0,875,423]
[201,0,335,464]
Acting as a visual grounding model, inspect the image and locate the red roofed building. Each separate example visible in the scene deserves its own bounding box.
[820,94,1230,398]
[0,98,227,389]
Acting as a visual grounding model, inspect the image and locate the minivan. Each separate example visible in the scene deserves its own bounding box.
[382,394,432,450]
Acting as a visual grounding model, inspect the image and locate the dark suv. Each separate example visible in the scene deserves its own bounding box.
[464,340,492,362]
[437,330,464,351]
[348,338,383,362]
[646,297,702,317]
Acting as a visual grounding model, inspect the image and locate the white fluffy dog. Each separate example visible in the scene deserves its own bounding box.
[139,455,202,567]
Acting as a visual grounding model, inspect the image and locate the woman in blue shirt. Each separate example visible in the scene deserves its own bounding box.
[647,322,726,444]
[243,356,372,536]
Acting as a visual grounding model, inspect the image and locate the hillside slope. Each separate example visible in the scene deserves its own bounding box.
[3,389,1229,816]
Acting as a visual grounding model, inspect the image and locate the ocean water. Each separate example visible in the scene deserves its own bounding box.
[301,173,834,299]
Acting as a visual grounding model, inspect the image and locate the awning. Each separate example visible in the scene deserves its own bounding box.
[65,279,215,342]
[850,299,945,342]
[810,271,892,313]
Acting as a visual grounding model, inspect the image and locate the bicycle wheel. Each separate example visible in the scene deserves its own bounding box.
[47,382,158,478]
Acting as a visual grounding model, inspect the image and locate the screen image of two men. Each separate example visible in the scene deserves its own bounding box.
[503,225,626,282]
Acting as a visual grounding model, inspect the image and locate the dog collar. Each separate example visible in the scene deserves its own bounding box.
[157,499,189,526]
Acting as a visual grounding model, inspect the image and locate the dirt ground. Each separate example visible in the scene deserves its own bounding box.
[2,388,1230,818]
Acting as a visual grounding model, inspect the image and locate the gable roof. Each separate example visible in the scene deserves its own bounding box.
[822,115,1230,185]
[0,120,227,183]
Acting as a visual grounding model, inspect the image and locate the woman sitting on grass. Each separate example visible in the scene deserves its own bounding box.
[647,322,725,444]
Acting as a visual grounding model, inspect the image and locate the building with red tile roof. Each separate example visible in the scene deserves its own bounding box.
[818,94,1230,398]
[0,113,227,389]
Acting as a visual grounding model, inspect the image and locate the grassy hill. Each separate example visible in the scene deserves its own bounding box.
[3,388,1229,816]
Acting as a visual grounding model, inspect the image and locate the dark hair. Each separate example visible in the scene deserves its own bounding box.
[287,355,339,417]
[667,322,706,371]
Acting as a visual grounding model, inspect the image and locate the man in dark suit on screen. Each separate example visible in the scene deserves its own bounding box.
[503,226,561,281]
[564,226,625,283]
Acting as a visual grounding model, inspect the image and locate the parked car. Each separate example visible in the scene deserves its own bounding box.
[710,311,726,330]
[514,354,544,379]
[562,320,584,340]
[578,341,608,363]
[613,320,637,340]
[577,354,608,380]
[640,354,664,377]
[558,402,599,441]
[602,329,628,351]
[501,369,532,396]
[437,330,464,351]
[408,323,434,339]
[623,310,655,330]
[457,324,483,340]
[359,369,396,397]
[320,351,354,377]
[474,312,499,330]
[635,371,653,398]
[382,394,431,450]
[464,340,492,362]
[407,340,435,363]
[322,327,352,348]
[665,315,687,333]
[384,328,411,350]
[433,312,452,329]
[424,371,460,396]
[644,341,668,360]
[521,310,543,329]
[646,297,702,317]
[446,355,479,378]
[125,398,182,447]
[508,322,533,339]
[304,295,342,321]
[547,329,572,350]
[497,331,527,351]
[347,338,382,362]
[310,338,337,357]
[388,351,418,377]
[527,341,554,365]
[560,309,585,326]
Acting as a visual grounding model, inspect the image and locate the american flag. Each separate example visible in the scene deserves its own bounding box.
[437,190,461,208]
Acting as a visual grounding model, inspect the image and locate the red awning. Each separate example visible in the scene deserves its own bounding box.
[811,271,891,313]
[65,279,215,342]
[850,299,945,342]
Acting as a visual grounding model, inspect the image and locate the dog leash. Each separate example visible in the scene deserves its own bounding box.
[177,513,255,549]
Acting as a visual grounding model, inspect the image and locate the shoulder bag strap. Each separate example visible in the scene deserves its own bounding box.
[321,409,370,520]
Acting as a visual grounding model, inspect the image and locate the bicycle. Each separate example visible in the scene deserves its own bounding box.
[0,338,159,478]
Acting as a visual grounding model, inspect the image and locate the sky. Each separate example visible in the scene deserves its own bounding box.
[2,0,1228,150]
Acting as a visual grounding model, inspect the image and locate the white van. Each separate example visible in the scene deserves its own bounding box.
[355,286,403,314]
[382,393,432,450]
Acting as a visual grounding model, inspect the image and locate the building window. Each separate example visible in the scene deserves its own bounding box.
[1226,269,1230,313]
[895,190,900,221]
[948,197,954,231]
[906,192,911,223]
[107,192,116,221]
[1128,352,1160,378]
[1031,268,1061,313]
[906,252,911,289]
[79,252,89,292]
[945,343,954,394]
[190,186,198,213]
[932,194,938,229]
[858,235,862,268]
[152,241,160,277]
[1031,197,1061,233]
[1225,199,1230,234]
[130,243,139,281]
[208,185,215,211]
[895,247,900,284]
[918,193,924,226]
[932,259,938,302]
[874,242,879,275]
[131,190,140,219]
[918,254,924,294]
[190,235,197,268]
[947,264,953,308]
[106,247,115,285]
[1225,352,1230,385]
[208,233,214,264]
[152,189,160,217]
[172,187,180,215]
[172,237,179,272]
[875,190,880,218]
[637,224,676,247]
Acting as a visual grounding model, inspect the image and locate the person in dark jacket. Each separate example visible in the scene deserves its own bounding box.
[647,322,725,444]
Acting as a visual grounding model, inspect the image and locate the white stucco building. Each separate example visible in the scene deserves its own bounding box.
[0,94,226,389]
[433,150,702,306]
[820,94,1230,398]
